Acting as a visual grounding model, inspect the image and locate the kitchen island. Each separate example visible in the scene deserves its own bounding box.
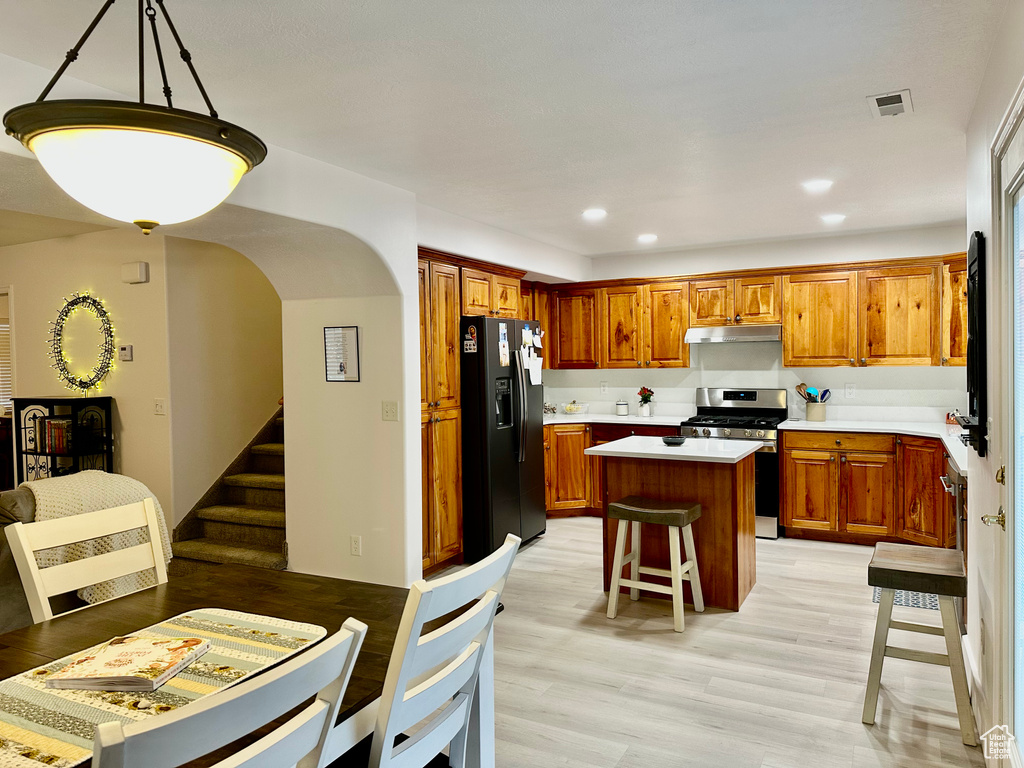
[585,435,761,611]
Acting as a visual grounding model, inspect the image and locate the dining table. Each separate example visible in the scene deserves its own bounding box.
[0,562,498,768]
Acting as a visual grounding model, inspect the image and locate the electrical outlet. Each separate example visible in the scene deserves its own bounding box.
[153,399,167,416]
[382,400,399,422]
[845,383,855,398]
[600,381,609,394]
[350,535,362,557]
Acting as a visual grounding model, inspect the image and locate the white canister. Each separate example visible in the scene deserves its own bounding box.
[615,400,629,416]
[805,403,826,422]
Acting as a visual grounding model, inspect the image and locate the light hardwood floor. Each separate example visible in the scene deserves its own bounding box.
[490,517,984,768]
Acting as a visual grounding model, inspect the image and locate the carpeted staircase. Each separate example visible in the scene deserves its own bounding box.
[170,409,286,575]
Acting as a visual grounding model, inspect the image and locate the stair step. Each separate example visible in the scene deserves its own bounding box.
[224,473,285,490]
[196,505,285,528]
[172,539,286,570]
[251,443,284,456]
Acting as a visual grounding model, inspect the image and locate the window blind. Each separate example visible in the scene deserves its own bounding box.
[0,318,10,412]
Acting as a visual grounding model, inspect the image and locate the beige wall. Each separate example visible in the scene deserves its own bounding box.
[164,237,283,523]
[0,229,173,512]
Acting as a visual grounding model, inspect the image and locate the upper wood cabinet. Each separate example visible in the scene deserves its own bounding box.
[690,276,781,326]
[461,267,520,318]
[427,262,461,410]
[858,266,940,366]
[418,260,431,412]
[942,258,968,366]
[598,285,644,368]
[644,282,690,368]
[553,289,598,368]
[782,271,858,367]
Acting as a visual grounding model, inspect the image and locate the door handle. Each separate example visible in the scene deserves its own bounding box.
[939,475,954,495]
[981,507,1006,531]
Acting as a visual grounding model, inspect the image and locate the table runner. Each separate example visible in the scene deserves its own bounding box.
[0,608,326,767]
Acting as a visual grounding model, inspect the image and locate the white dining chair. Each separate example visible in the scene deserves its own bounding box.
[7,498,168,623]
[322,534,520,768]
[91,617,367,768]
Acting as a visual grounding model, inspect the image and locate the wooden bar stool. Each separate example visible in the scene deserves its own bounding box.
[606,495,704,633]
[862,542,975,746]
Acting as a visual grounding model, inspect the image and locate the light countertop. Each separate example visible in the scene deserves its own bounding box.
[584,435,762,464]
[778,419,969,476]
[544,413,690,427]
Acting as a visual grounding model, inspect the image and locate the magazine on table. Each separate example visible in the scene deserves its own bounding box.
[45,636,210,691]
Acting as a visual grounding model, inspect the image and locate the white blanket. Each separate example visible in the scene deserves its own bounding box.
[21,470,172,604]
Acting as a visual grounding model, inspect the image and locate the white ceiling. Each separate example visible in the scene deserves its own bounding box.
[0,1,1008,256]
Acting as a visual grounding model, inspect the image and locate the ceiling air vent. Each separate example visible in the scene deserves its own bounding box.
[867,89,913,118]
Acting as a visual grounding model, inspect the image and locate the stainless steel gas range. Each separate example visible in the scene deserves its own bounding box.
[681,388,788,539]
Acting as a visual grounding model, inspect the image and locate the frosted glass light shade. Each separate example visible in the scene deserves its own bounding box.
[30,127,248,229]
[4,100,266,233]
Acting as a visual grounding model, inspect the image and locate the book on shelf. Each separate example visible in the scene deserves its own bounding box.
[33,416,73,454]
[45,636,211,691]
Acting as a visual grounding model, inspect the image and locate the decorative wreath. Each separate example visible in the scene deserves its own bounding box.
[48,293,115,391]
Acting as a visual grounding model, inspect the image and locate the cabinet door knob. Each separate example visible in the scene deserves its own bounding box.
[637,361,642,367]
[941,357,948,365]
[830,456,835,462]
[849,358,855,364]
[840,456,846,463]
[835,439,841,446]
[861,358,867,364]
[897,438,902,445]
[734,314,741,323]
[645,361,651,366]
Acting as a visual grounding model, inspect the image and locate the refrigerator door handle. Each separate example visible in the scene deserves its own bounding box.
[516,348,528,463]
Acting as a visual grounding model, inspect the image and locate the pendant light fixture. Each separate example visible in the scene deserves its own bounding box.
[3,0,266,234]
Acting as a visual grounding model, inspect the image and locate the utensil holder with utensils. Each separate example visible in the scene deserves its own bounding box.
[806,403,827,422]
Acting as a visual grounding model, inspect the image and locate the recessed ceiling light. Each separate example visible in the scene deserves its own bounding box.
[820,213,846,225]
[801,179,833,194]
[637,233,658,244]
[582,208,607,221]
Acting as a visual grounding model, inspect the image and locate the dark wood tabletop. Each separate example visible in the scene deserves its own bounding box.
[0,562,409,763]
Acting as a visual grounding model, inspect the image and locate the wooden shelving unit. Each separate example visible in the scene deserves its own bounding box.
[12,396,113,483]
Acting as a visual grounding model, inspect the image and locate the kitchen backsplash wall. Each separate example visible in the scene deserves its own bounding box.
[542,342,967,422]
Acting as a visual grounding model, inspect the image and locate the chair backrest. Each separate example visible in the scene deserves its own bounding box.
[359,534,520,768]
[6,497,168,623]
[92,617,367,768]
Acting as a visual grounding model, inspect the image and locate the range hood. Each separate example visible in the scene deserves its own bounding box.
[684,325,782,344]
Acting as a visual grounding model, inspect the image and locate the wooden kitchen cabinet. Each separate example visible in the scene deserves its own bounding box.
[782,431,895,538]
[547,424,591,510]
[782,271,858,367]
[840,452,896,537]
[423,409,463,568]
[418,260,431,412]
[598,285,644,368]
[782,449,838,530]
[461,268,521,318]
[643,282,690,367]
[858,266,940,366]
[552,289,598,368]
[426,262,461,410]
[942,257,968,366]
[897,436,948,547]
[690,276,781,327]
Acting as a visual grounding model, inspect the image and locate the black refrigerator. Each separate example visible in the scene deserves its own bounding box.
[460,316,546,562]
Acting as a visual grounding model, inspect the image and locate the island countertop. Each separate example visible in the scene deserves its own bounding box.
[585,435,762,464]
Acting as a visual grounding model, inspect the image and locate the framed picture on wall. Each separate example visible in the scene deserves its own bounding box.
[324,326,360,382]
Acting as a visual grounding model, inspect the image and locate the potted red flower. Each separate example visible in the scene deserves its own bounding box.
[637,386,654,417]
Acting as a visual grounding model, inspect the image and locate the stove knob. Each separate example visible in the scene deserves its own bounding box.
[723,428,731,437]
[689,427,698,436]
[702,428,711,437]
[744,429,752,438]
[756,430,765,439]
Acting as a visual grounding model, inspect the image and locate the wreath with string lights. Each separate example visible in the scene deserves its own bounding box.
[48,293,115,391]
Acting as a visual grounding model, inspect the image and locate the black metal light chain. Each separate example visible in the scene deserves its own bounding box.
[34,0,220,118]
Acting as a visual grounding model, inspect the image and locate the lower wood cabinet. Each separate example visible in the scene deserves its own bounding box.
[782,430,951,547]
[897,435,951,547]
[422,409,462,570]
[544,423,680,514]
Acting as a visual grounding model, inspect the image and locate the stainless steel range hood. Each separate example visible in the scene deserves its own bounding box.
[683,325,782,344]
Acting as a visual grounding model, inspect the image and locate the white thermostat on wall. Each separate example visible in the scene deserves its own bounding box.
[118,345,133,362]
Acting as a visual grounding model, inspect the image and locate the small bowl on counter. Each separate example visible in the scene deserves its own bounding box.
[662,436,687,446]
[560,402,590,415]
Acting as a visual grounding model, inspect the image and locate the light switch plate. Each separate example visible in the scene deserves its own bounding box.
[154,399,167,416]
[382,401,399,422]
